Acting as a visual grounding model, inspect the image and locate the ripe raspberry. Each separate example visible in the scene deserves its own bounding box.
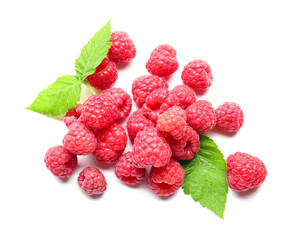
[146,44,179,77]
[63,116,78,128]
[115,151,146,185]
[80,93,118,129]
[65,104,82,118]
[170,85,196,110]
[215,102,244,132]
[78,167,107,195]
[126,109,156,142]
[132,126,171,168]
[132,75,169,107]
[86,58,118,90]
[103,88,132,122]
[64,104,83,128]
[74,104,83,115]
[44,145,77,178]
[182,59,213,91]
[63,121,97,155]
[226,152,267,192]
[143,88,180,122]
[148,159,184,196]
[65,108,79,118]
[156,106,187,140]
[186,100,216,134]
[107,31,136,63]
[93,124,127,164]
[165,126,200,160]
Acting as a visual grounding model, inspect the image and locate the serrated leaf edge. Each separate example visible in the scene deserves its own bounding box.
[26,75,82,115]
[181,135,228,219]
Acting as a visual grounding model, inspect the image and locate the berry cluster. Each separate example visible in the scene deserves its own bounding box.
[46,86,131,195]
[44,30,267,197]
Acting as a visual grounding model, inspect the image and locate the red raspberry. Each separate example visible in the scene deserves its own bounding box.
[215,102,244,132]
[181,60,213,91]
[156,106,187,140]
[93,124,127,164]
[74,104,83,115]
[170,85,196,110]
[146,44,179,77]
[65,104,82,118]
[148,159,184,196]
[115,151,146,185]
[186,100,216,134]
[132,127,171,168]
[165,126,200,160]
[107,31,136,63]
[132,75,168,107]
[78,167,107,195]
[80,93,118,129]
[226,152,267,192]
[102,88,132,122]
[143,88,180,122]
[63,116,78,128]
[86,58,118,90]
[126,109,156,142]
[63,121,97,155]
[44,145,77,178]
[64,104,83,128]
[65,108,79,118]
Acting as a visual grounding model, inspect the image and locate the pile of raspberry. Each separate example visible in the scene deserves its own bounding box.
[45,31,267,196]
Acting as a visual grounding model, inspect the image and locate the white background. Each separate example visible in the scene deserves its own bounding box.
[1,0,303,239]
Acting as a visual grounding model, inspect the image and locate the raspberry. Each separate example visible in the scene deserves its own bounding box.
[181,59,213,91]
[126,109,156,142]
[132,75,169,107]
[80,93,118,129]
[86,58,118,90]
[170,85,196,110]
[148,159,184,196]
[63,121,97,155]
[63,116,78,128]
[143,88,180,122]
[75,104,83,115]
[78,167,107,195]
[65,108,79,118]
[132,126,171,168]
[186,100,216,134]
[64,104,83,128]
[102,88,132,122]
[165,126,200,160]
[65,104,82,118]
[93,124,127,164]
[107,31,136,63]
[226,152,267,192]
[115,151,146,185]
[156,106,187,140]
[215,102,244,132]
[146,44,179,77]
[44,145,77,178]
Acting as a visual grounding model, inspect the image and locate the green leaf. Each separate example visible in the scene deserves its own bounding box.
[75,20,112,80]
[26,75,82,115]
[181,135,228,219]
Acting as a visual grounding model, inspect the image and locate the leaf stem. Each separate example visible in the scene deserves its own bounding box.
[83,80,96,95]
